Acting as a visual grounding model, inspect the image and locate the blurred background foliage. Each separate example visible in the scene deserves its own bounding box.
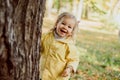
[45,0,120,30]
[43,0,120,80]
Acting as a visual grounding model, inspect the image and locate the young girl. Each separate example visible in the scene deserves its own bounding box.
[40,12,79,80]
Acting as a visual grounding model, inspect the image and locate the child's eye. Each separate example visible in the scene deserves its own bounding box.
[62,23,65,25]
[68,26,72,29]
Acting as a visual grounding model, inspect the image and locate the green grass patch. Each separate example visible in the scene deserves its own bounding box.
[71,29,120,80]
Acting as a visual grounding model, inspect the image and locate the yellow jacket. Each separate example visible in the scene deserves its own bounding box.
[40,31,79,80]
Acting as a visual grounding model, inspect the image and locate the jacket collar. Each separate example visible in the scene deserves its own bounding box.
[49,31,74,44]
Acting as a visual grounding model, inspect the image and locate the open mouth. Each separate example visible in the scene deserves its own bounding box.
[60,29,67,33]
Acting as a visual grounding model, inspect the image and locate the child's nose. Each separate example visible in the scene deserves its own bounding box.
[64,25,68,29]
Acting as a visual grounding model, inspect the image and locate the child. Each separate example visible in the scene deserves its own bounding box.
[40,12,79,80]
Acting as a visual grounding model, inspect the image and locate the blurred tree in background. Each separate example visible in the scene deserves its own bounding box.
[45,0,120,31]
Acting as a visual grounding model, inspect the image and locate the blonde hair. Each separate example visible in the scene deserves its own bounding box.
[52,12,78,39]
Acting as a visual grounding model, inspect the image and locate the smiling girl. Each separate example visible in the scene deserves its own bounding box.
[39,12,79,80]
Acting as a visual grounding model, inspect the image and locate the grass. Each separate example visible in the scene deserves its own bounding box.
[42,17,120,80]
[71,29,120,80]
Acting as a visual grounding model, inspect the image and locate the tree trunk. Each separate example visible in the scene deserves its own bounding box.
[84,4,89,19]
[72,0,77,16]
[57,0,61,13]
[112,0,120,17]
[0,0,46,80]
[46,0,53,17]
[77,0,84,21]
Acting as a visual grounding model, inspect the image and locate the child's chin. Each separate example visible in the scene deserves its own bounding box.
[61,33,66,37]
[60,34,66,37]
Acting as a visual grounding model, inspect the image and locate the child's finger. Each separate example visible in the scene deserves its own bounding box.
[61,72,68,77]
[61,69,70,77]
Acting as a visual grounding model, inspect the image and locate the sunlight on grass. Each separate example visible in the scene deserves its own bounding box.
[74,29,120,80]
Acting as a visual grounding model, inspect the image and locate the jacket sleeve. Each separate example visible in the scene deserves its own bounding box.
[41,33,46,54]
[66,43,79,73]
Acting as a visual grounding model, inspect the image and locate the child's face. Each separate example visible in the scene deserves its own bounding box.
[56,17,75,38]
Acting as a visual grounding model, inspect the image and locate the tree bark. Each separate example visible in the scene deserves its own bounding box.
[0,0,46,80]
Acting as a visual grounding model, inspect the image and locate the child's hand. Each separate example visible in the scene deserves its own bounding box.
[61,67,72,77]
